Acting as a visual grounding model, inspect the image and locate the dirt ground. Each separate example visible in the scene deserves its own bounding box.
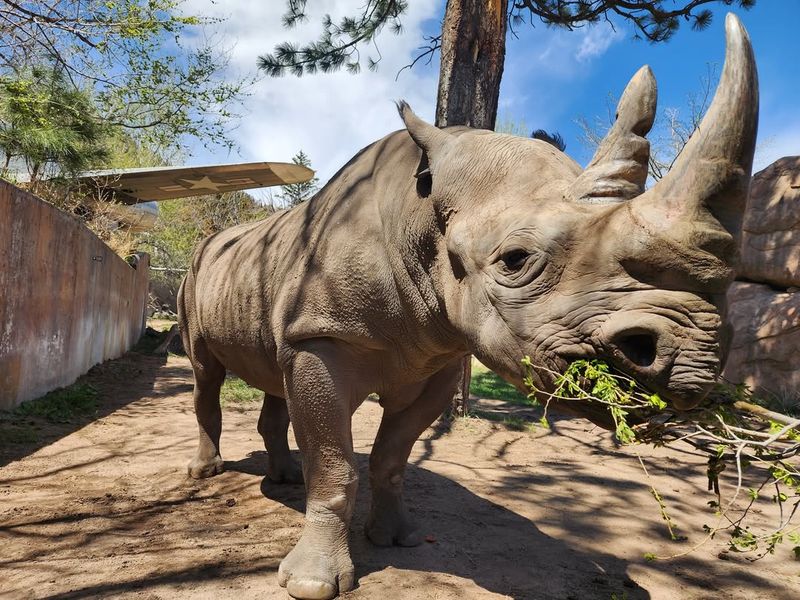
[1,349,798,600]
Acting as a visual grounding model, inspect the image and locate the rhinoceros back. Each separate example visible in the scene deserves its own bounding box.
[179,128,430,391]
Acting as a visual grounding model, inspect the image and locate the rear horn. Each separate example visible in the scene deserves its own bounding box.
[566,65,657,203]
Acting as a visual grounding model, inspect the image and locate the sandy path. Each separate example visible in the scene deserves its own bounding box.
[1,351,797,599]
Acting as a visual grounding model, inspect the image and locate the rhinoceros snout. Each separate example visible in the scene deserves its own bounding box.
[601,313,674,371]
[597,313,717,410]
[612,330,658,369]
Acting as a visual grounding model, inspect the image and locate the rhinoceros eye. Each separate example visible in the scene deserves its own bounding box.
[501,249,529,271]
[494,245,548,288]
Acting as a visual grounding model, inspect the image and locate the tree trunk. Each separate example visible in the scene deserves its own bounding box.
[435,0,509,129]
[450,355,472,419]
[435,0,508,418]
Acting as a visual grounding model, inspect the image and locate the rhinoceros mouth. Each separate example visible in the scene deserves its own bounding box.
[525,350,714,431]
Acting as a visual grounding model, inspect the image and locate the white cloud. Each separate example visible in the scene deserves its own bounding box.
[575,22,624,62]
[497,21,624,134]
[180,1,443,186]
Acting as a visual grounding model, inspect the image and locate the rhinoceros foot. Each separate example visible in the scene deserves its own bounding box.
[365,505,422,547]
[187,455,224,479]
[278,530,354,600]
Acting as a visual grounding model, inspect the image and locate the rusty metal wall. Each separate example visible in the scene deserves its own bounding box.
[0,181,150,409]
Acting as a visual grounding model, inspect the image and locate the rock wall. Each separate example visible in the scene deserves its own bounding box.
[723,157,800,401]
[0,181,150,409]
[725,282,799,397]
[738,157,800,288]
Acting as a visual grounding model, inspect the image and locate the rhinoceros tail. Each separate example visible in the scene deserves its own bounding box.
[176,269,193,359]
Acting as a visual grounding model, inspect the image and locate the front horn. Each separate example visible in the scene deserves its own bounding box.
[634,13,758,248]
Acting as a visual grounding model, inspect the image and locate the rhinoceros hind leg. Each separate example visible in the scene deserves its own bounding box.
[365,493,422,547]
[259,394,303,484]
[366,360,462,547]
[186,337,226,480]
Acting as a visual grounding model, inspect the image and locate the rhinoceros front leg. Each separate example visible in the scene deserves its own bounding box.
[258,394,303,484]
[366,360,462,547]
[278,344,358,600]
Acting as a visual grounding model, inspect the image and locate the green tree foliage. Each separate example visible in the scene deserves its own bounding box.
[137,191,275,305]
[258,0,408,76]
[101,128,172,171]
[0,64,109,181]
[509,0,755,41]
[259,0,755,77]
[495,115,531,137]
[0,0,250,152]
[278,150,319,207]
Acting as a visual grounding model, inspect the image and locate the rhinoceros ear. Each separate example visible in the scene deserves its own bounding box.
[396,101,450,153]
[396,101,452,182]
[565,66,657,204]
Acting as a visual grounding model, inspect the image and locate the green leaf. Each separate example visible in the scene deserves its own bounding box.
[647,394,667,410]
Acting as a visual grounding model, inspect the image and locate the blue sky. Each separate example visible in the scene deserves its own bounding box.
[490,2,799,166]
[186,1,798,188]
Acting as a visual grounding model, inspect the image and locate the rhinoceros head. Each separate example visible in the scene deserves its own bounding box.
[398,14,758,413]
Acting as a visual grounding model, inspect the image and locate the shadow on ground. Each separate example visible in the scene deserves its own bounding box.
[0,350,173,468]
[236,449,782,600]
[0,353,794,600]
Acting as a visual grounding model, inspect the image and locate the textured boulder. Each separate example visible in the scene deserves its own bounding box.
[738,156,800,288]
[724,282,800,399]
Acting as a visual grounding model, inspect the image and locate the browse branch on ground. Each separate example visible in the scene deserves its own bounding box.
[522,357,800,560]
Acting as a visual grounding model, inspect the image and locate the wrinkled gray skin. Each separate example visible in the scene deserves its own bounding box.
[178,15,758,600]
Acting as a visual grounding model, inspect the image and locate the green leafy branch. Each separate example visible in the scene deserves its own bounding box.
[522,357,800,560]
[0,0,251,153]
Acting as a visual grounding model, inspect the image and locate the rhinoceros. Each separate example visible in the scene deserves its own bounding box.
[178,14,757,600]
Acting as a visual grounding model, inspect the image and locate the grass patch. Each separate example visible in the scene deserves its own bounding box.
[220,377,263,407]
[750,390,800,418]
[469,409,537,432]
[470,362,528,405]
[0,423,39,444]
[0,383,100,445]
[13,384,99,423]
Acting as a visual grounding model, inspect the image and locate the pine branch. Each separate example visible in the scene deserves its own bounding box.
[258,0,409,77]
[512,1,755,43]
[259,0,756,81]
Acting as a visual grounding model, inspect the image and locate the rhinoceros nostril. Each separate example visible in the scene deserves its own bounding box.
[616,333,657,368]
